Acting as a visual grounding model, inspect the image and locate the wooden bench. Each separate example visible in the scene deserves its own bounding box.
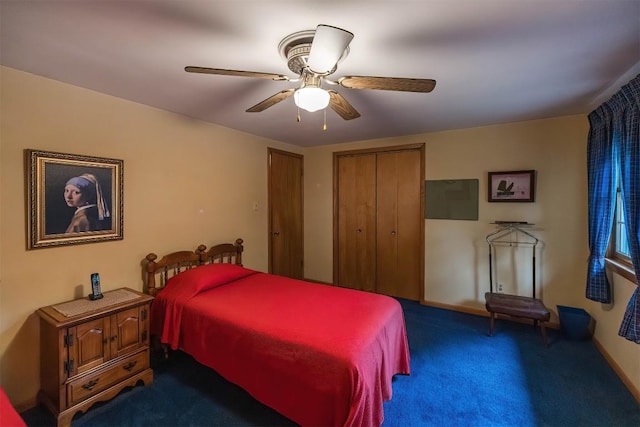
[485,292,551,347]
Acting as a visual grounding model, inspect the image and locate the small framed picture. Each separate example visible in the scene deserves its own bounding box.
[488,170,535,202]
[26,149,124,249]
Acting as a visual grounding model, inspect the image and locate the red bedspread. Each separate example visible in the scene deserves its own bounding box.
[150,264,410,427]
[0,387,26,427]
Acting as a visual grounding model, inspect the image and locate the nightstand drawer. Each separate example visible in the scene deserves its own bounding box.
[67,349,149,405]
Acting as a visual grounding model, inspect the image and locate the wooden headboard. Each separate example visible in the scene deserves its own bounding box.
[198,239,244,266]
[143,238,244,296]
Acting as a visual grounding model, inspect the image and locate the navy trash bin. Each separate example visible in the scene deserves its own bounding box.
[557,305,593,340]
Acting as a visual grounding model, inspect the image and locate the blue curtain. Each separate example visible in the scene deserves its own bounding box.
[587,74,639,343]
[586,105,617,303]
[617,77,640,343]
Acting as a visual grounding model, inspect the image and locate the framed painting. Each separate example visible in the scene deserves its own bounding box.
[488,170,535,202]
[26,149,123,249]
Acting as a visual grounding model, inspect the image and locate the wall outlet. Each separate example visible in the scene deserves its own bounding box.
[497,283,503,292]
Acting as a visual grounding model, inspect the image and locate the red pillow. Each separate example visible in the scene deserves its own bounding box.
[164,263,257,295]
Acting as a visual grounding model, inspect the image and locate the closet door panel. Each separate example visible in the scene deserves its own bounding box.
[376,152,400,297]
[337,156,358,288]
[337,155,376,291]
[395,150,422,300]
[376,150,422,300]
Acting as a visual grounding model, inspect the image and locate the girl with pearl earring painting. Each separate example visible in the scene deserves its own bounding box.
[63,173,111,233]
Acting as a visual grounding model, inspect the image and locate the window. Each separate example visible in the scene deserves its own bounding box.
[614,189,631,259]
[607,186,636,283]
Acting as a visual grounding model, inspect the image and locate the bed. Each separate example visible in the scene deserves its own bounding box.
[0,386,26,427]
[144,239,410,427]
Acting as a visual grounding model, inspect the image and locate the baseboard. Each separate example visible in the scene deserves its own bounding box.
[422,299,638,403]
[303,278,333,285]
[592,337,640,403]
[13,395,36,414]
[421,299,489,317]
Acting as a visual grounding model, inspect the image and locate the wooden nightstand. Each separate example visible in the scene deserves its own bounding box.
[36,287,154,427]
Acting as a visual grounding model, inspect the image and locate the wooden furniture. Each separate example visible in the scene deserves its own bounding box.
[144,239,244,295]
[333,143,425,301]
[485,292,550,345]
[36,288,154,427]
[485,223,551,347]
[144,239,410,427]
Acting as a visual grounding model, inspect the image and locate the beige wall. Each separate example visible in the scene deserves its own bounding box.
[588,273,640,394]
[1,67,637,408]
[303,116,590,311]
[0,67,300,406]
[303,116,639,394]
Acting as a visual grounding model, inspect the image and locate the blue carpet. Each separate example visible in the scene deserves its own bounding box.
[22,299,639,426]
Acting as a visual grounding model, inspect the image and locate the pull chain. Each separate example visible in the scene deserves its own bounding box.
[295,108,328,131]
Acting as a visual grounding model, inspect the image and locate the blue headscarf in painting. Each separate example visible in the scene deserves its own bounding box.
[65,173,110,220]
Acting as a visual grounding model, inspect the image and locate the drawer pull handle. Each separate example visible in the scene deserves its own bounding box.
[123,361,137,372]
[82,379,99,390]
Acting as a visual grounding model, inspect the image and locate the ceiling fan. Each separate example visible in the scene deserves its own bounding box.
[185,25,436,121]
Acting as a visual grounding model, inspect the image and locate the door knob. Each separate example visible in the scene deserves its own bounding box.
[357,228,362,233]
[391,230,397,235]
[273,231,280,236]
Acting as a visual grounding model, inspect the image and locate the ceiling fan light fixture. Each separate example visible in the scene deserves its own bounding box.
[294,87,330,112]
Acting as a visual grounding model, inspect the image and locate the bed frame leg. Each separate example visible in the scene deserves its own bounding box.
[162,344,170,359]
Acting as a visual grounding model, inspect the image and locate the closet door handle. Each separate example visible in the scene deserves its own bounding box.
[391,230,396,235]
[357,228,362,233]
[273,231,280,237]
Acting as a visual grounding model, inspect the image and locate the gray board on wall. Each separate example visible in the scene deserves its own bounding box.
[425,179,479,220]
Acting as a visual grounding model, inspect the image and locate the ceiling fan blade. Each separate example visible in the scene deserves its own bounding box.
[306,25,354,74]
[246,89,295,112]
[339,76,436,93]
[185,66,290,81]
[328,90,360,120]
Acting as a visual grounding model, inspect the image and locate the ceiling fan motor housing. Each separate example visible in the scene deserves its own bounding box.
[286,43,312,74]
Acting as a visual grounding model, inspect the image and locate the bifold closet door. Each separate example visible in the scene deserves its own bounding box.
[336,154,376,292]
[376,150,422,300]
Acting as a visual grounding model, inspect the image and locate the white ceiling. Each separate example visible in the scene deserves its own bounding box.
[2,0,639,147]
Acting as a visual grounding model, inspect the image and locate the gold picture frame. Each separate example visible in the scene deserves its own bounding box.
[488,170,535,202]
[26,149,123,249]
